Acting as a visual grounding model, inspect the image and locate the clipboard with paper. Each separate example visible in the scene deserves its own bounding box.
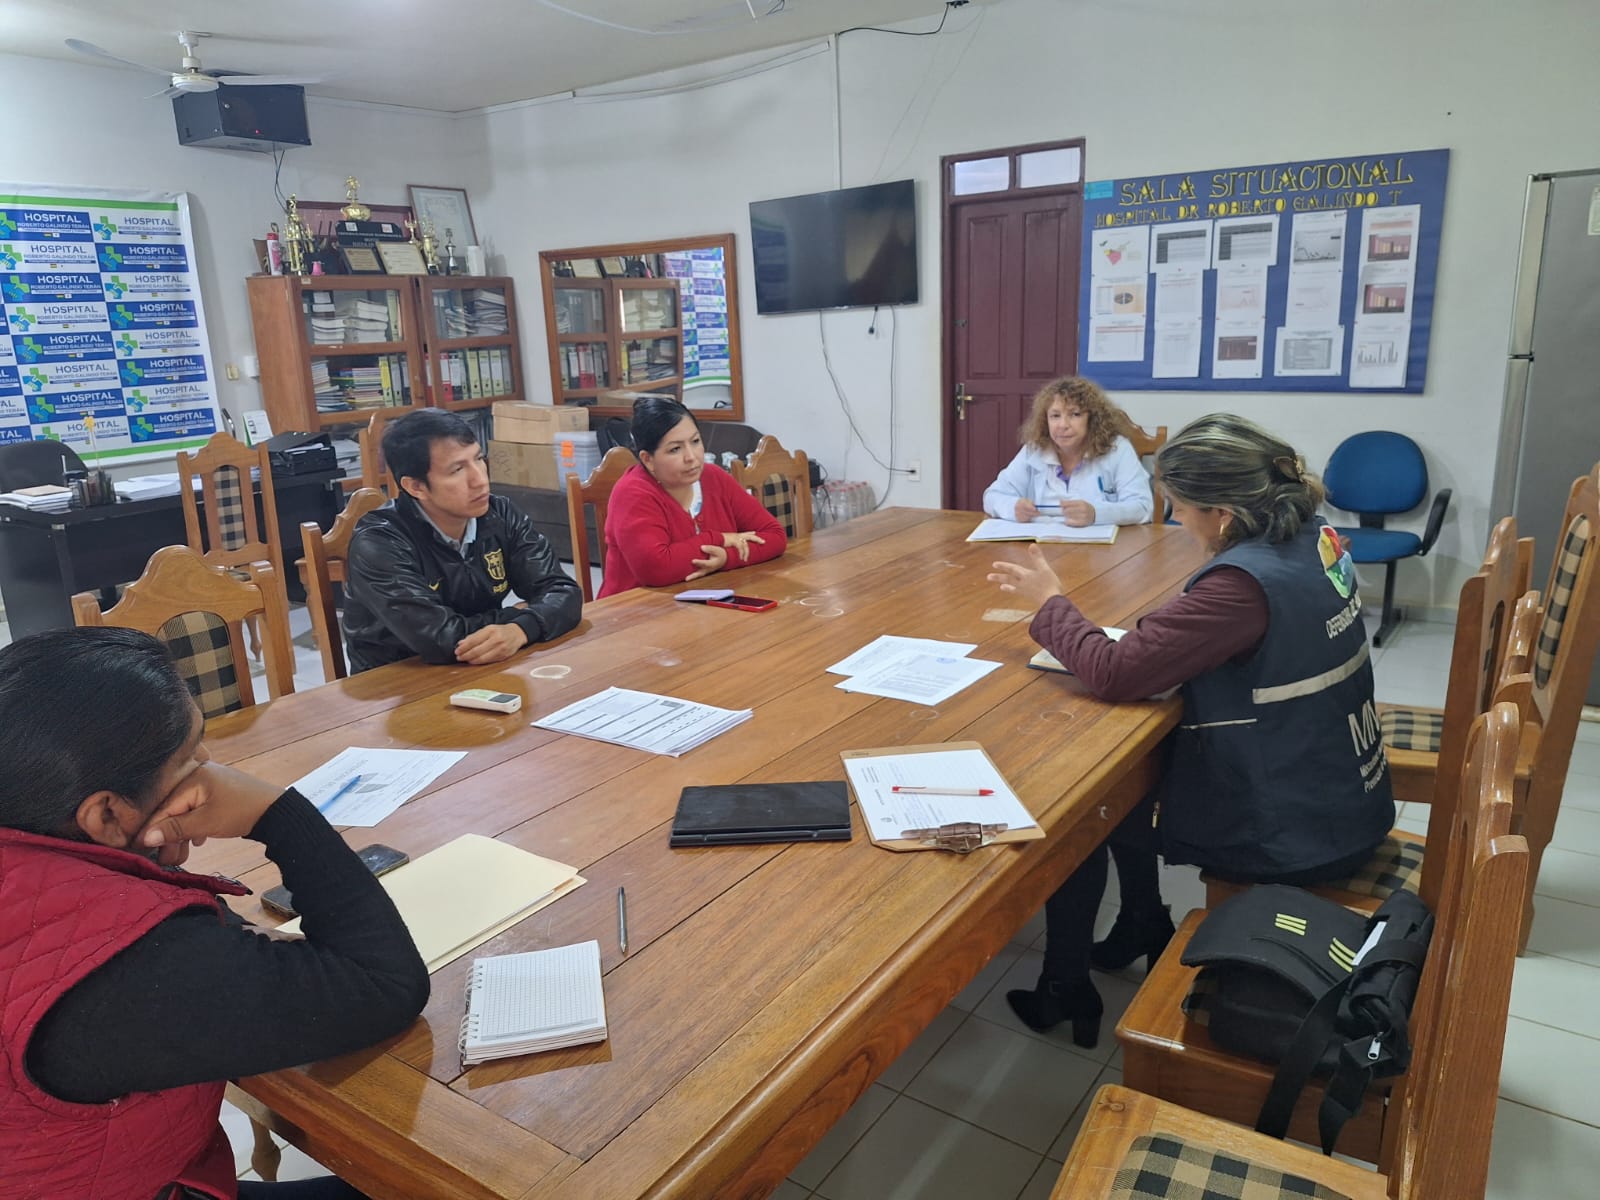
[839,741,1044,853]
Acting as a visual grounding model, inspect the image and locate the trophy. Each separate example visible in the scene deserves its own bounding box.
[442,228,460,276]
[340,175,371,222]
[415,217,441,274]
[283,194,313,276]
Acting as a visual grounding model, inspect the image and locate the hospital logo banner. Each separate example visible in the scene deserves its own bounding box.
[0,187,221,463]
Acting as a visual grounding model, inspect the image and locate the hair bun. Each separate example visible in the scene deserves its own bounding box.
[1272,454,1304,482]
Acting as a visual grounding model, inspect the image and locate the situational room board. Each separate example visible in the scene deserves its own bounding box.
[0,186,223,464]
[1078,148,1448,393]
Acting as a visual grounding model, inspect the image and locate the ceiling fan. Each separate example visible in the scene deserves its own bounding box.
[65,30,323,97]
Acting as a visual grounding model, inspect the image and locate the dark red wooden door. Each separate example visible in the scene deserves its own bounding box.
[946,188,1081,512]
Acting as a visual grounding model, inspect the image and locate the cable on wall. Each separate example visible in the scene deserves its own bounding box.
[533,0,786,37]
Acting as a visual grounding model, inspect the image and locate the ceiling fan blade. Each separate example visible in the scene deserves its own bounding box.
[217,74,323,87]
[146,85,183,100]
[65,37,173,77]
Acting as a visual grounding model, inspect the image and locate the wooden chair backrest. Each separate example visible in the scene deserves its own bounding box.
[299,487,388,682]
[1385,703,1526,1199]
[731,434,812,539]
[176,432,283,574]
[347,410,399,496]
[566,446,638,602]
[71,545,294,714]
[1415,517,1525,907]
[1125,421,1167,523]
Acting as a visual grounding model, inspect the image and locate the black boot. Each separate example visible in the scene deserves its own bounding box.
[1090,905,1175,972]
[1006,976,1103,1048]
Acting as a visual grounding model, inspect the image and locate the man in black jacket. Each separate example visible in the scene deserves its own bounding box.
[341,409,583,673]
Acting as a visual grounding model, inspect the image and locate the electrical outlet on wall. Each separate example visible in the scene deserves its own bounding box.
[905,460,921,483]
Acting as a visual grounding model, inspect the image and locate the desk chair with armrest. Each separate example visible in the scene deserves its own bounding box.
[731,435,813,539]
[565,447,638,603]
[71,545,294,717]
[298,487,388,682]
[0,438,88,492]
[1058,707,1526,1200]
[1323,431,1452,646]
[1116,699,1522,1166]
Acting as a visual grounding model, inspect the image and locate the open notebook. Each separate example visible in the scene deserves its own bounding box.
[459,940,607,1065]
[1029,626,1127,672]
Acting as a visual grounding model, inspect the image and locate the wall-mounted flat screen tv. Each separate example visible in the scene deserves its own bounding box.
[749,179,918,314]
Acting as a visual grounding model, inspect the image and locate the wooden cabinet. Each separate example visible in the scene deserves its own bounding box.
[539,233,744,421]
[246,274,525,433]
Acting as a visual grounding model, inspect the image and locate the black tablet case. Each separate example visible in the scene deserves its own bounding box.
[669,781,851,847]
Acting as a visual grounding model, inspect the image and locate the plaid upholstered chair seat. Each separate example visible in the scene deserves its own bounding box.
[758,473,797,538]
[1108,1133,1354,1200]
[1377,705,1444,753]
[158,610,245,718]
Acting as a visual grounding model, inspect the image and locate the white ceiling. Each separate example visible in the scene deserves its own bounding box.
[4,0,984,112]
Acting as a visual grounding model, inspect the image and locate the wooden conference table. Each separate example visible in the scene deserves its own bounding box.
[191,509,1206,1200]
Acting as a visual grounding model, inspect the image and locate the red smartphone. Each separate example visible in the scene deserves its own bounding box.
[706,595,777,613]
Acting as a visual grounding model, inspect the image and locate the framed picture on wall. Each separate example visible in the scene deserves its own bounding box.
[408,184,477,247]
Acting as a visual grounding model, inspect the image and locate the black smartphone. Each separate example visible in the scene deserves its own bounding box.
[706,595,777,613]
[260,843,410,918]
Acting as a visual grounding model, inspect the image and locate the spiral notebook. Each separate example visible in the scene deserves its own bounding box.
[459,940,608,1065]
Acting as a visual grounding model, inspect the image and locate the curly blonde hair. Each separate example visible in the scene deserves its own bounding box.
[1020,376,1134,461]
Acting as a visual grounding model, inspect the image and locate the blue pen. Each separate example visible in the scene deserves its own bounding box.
[1097,476,1107,495]
[316,774,364,813]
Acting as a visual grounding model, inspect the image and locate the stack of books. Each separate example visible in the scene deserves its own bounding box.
[335,295,393,343]
[312,360,351,412]
[0,484,72,512]
[306,291,343,343]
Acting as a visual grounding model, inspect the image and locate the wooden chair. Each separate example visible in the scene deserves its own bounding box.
[298,487,388,682]
[1201,516,1530,916]
[344,410,398,496]
[1057,717,1526,1199]
[1115,702,1522,1166]
[731,434,813,539]
[72,546,294,717]
[1125,421,1168,523]
[1375,516,1534,809]
[565,446,638,602]
[1489,465,1600,950]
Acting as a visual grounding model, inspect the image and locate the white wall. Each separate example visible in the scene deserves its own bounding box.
[0,51,488,452]
[475,0,1600,608]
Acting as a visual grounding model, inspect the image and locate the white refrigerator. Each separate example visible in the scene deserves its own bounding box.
[1491,169,1600,706]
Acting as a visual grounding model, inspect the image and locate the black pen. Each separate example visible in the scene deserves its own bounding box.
[618,886,628,954]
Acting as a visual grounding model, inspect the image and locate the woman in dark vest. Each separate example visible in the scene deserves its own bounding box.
[0,627,429,1199]
[988,413,1394,1047]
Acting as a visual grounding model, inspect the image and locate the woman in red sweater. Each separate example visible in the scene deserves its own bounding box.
[598,397,787,598]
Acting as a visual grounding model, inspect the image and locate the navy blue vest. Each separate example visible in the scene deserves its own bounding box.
[1160,520,1394,876]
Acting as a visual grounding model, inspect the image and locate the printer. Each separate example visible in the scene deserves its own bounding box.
[263,430,338,476]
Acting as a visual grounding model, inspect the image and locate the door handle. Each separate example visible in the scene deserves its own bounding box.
[955,383,969,421]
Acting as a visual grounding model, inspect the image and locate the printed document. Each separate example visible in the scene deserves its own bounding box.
[842,747,1038,843]
[533,687,751,756]
[836,652,1002,705]
[293,746,467,826]
[828,635,978,677]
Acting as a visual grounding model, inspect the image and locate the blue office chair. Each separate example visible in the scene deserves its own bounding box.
[1323,431,1452,647]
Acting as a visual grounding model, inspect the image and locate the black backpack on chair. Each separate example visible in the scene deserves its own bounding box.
[1179,883,1434,1155]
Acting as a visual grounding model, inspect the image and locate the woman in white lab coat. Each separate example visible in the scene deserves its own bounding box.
[982,376,1154,527]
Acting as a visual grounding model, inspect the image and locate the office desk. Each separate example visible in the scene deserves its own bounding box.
[191,510,1206,1200]
[0,469,341,637]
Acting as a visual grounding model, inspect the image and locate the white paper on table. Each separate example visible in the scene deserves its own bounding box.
[532,686,751,756]
[836,652,1002,705]
[293,747,468,826]
[828,635,978,677]
[842,747,1038,843]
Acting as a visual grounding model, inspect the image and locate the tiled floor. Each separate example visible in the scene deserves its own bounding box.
[7,603,1597,1196]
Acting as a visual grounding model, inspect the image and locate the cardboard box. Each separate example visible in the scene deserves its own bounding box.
[489,439,561,490]
[493,401,589,444]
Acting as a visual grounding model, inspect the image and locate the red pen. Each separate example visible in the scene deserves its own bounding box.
[891,786,994,796]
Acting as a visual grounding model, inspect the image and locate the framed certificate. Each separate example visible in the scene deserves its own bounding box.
[377,240,430,275]
[339,245,385,274]
[408,184,477,247]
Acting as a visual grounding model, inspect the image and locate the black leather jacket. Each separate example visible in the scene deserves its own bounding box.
[341,492,582,673]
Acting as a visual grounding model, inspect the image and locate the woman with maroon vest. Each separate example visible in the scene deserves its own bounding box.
[988,415,1393,1049]
[0,627,429,1200]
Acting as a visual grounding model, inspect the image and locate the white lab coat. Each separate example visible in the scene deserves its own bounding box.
[981,435,1153,525]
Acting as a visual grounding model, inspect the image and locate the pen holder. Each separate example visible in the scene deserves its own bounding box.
[86,468,117,506]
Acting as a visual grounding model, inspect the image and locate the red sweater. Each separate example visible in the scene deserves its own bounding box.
[599,462,787,597]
